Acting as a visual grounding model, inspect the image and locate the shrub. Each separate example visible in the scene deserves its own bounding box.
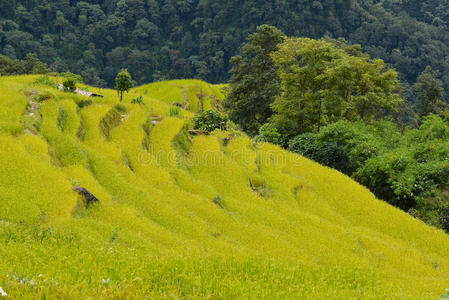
[193,109,228,133]
[354,151,416,210]
[288,134,350,173]
[60,72,83,83]
[33,75,56,87]
[255,123,282,145]
[412,141,449,163]
[288,121,381,175]
[317,121,380,172]
[409,114,449,143]
[315,142,350,173]
[288,133,320,159]
[412,162,449,195]
[440,109,449,124]
[63,78,77,93]
[348,141,379,171]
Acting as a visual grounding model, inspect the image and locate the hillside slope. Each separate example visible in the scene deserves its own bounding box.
[0,75,449,298]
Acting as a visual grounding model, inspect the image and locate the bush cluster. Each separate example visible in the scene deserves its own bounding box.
[63,78,77,93]
[193,110,228,133]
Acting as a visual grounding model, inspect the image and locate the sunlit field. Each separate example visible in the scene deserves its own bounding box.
[0,75,449,298]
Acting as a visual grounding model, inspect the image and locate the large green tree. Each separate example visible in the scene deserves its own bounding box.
[270,37,403,136]
[412,66,445,117]
[223,25,285,135]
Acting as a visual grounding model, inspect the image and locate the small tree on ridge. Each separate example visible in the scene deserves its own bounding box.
[115,69,133,102]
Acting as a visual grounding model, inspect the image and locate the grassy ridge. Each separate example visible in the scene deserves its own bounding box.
[134,79,226,112]
[0,75,448,298]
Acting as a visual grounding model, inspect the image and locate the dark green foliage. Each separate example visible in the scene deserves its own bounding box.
[289,133,351,174]
[224,25,285,135]
[0,55,19,75]
[270,37,402,137]
[115,69,133,102]
[314,143,350,174]
[60,72,83,84]
[408,114,449,143]
[1,0,449,104]
[287,116,449,228]
[1,0,449,106]
[355,151,417,210]
[439,204,449,233]
[23,53,49,74]
[288,121,383,175]
[288,134,320,161]
[193,110,228,133]
[413,67,445,117]
[63,78,76,93]
[255,123,282,145]
[0,54,48,75]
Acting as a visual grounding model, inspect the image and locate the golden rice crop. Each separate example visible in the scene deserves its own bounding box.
[0,75,448,299]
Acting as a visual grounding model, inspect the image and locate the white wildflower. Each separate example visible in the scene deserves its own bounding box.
[0,286,7,297]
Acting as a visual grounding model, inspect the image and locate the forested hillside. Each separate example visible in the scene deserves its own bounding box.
[0,0,448,103]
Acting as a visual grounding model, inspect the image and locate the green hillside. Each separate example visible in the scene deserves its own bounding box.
[1,75,449,299]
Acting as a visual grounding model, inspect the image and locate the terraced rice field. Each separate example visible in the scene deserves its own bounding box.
[0,75,448,298]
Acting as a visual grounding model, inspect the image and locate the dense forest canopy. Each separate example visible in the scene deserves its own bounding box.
[0,0,448,104]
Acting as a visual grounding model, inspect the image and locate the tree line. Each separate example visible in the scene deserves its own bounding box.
[0,0,449,105]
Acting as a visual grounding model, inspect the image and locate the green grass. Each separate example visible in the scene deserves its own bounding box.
[0,75,449,298]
